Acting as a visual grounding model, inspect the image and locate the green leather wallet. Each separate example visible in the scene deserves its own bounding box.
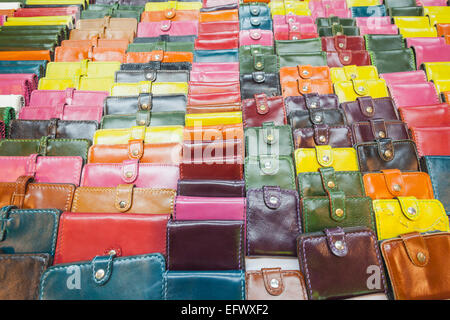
[245,155,296,190]
[316,17,356,27]
[278,52,327,68]
[127,42,195,53]
[275,38,322,55]
[369,48,416,74]
[239,45,274,58]
[239,54,278,74]
[364,34,405,51]
[318,25,360,37]
[245,122,293,157]
[0,107,15,137]
[100,111,185,129]
[387,6,424,16]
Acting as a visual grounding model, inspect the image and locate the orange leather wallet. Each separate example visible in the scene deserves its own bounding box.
[199,9,239,22]
[183,124,244,142]
[0,50,51,61]
[141,9,200,22]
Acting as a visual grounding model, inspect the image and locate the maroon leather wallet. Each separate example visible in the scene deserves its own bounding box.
[321,35,366,52]
[242,93,287,128]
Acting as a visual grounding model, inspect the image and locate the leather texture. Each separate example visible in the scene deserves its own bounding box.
[104,93,186,115]
[245,123,293,157]
[278,52,327,68]
[294,146,359,173]
[326,50,371,68]
[330,65,378,82]
[340,97,399,123]
[242,94,287,128]
[399,104,450,128]
[244,155,296,190]
[93,126,184,145]
[369,49,416,74]
[174,196,245,220]
[239,72,281,100]
[275,37,322,55]
[410,127,450,157]
[177,179,245,197]
[351,120,409,143]
[321,35,365,52]
[333,79,389,103]
[421,156,450,215]
[284,93,339,115]
[288,108,346,129]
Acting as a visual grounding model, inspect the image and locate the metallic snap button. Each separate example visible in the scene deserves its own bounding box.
[161,24,169,31]
[302,85,309,91]
[343,56,350,62]
[269,196,278,205]
[270,278,279,288]
[310,102,318,108]
[393,184,401,192]
[95,269,105,280]
[336,32,343,35]
[366,106,373,113]
[264,161,272,169]
[146,73,153,79]
[119,201,127,208]
[266,134,274,142]
[167,11,173,15]
[327,181,335,188]
[417,252,426,263]
[125,171,133,178]
[138,120,146,126]
[251,9,258,14]
[292,36,298,40]
[292,25,298,30]
[141,104,149,110]
[314,114,322,122]
[255,74,264,81]
[407,207,417,215]
[253,50,259,54]
[319,135,326,143]
[322,155,329,162]
[384,150,393,158]
[351,74,357,79]
[302,70,309,76]
[259,104,267,111]
[256,62,263,68]
[109,249,116,256]
[154,55,161,60]
[338,43,344,48]
[358,86,366,92]
[131,150,139,157]
[335,208,344,217]
[378,131,386,138]
[288,18,294,23]
[334,240,344,250]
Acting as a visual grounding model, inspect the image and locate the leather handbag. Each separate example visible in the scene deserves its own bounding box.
[177,179,245,198]
[104,94,186,115]
[0,176,75,211]
[242,94,286,128]
[373,197,449,240]
[167,220,244,270]
[351,5,386,17]
[0,154,82,185]
[54,212,168,264]
[410,127,450,157]
[239,73,281,100]
[388,83,440,108]
[413,44,450,69]
[165,270,245,300]
[421,156,450,215]
[0,253,51,300]
[40,253,166,300]
[0,137,91,163]
[340,97,399,123]
[239,54,278,74]
[326,50,371,68]
[356,138,421,173]
[245,122,293,157]
[351,120,409,143]
[246,187,301,256]
[297,227,386,300]
[369,49,416,74]
[380,231,450,300]
[333,79,389,103]
[88,141,182,164]
[9,119,98,142]
[174,196,245,221]
[246,268,307,300]
[137,21,198,37]
[71,185,176,214]
[330,65,378,83]
[0,206,60,255]
[321,35,365,52]
[80,162,179,189]
[284,93,340,116]
[293,124,353,148]
[288,108,346,129]
[294,146,359,173]
[275,37,322,55]
[363,169,434,200]
[141,9,199,22]
[239,29,273,47]
[245,155,296,190]
[278,52,328,68]
[399,103,450,128]
[93,126,184,145]
[298,167,365,199]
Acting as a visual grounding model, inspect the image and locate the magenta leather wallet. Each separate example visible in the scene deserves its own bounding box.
[388,82,440,108]
[417,0,447,5]
[239,30,273,47]
[190,71,240,83]
[80,160,179,189]
[273,15,314,26]
[0,73,37,91]
[405,37,446,48]
[412,44,450,69]
[203,0,237,8]
[192,62,239,73]
[174,196,245,221]
[380,70,427,87]
[29,89,108,108]
[137,21,198,37]
[18,105,103,122]
[358,25,399,36]
[0,154,83,185]
[355,17,391,27]
[273,23,318,41]
[0,75,35,105]
[309,0,350,19]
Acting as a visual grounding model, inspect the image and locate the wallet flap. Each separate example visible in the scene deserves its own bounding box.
[319,167,338,192]
[128,139,144,160]
[114,184,133,212]
[315,145,333,167]
[254,93,269,115]
[262,268,284,296]
[381,169,405,197]
[252,72,266,83]
[368,118,387,139]
[297,79,313,94]
[160,20,172,32]
[377,138,395,162]
[25,154,39,177]
[334,35,347,50]
[261,121,278,145]
[338,50,352,65]
[137,93,152,111]
[92,254,114,286]
[352,79,368,96]
[303,93,321,109]
[324,227,348,257]
[259,155,279,175]
[328,190,346,222]
[400,232,429,267]
[121,159,139,184]
[357,96,375,118]
[135,110,151,126]
[297,65,313,79]
[398,196,420,221]
[262,186,282,209]
[308,108,325,125]
[130,126,146,140]
[313,124,330,145]
[11,176,34,209]
[250,30,262,40]
[343,65,358,80]
[164,8,176,19]
[253,54,264,71]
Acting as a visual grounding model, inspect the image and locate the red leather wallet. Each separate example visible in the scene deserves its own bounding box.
[388,82,440,108]
[321,36,366,52]
[399,103,450,128]
[326,50,371,68]
[410,127,450,156]
[242,93,287,128]
[194,37,239,50]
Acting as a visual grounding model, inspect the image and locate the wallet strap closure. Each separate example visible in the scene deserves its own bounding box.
[343,65,358,80]
[334,34,347,50]
[143,69,157,82]
[54,103,66,120]
[400,232,429,267]
[250,17,261,27]
[357,96,375,117]
[249,45,263,55]
[135,110,151,126]
[252,72,265,83]
[121,159,139,184]
[38,136,49,156]
[47,118,59,139]
[138,93,152,111]
[250,30,262,40]
[250,5,261,16]
[398,196,420,221]
[160,20,172,32]
[309,107,324,125]
[328,190,346,222]
[262,121,278,145]
[263,186,282,209]
[11,176,34,209]
[332,24,344,36]
[137,80,152,94]
[259,155,279,175]
[369,118,387,140]
[315,145,333,167]
[0,205,16,242]
[297,65,313,79]
[338,50,352,65]
[164,8,176,19]
[153,41,166,52]
[304,93,321,109]
[325,227,348,257]
[151,50,164,62]
[377,138,395,162]
[80,59,89,77]
[25,154,39,177]
[64,88,76,105]
[114,184,133,212]
[313,124,330,145]
[262,268,284,296]
[128,139,144,160]
[130,126,146,140]
[352,79,368,96]
[319,167,338,192]
[329,16,340,26]
[288,22,301,40]
[381,169,404,197]
[254,93,269,115]
[91,253,115,286]
[253,54,265,71]
[297,79,313,94]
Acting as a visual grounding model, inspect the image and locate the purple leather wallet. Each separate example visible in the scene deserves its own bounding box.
[340,97,400,124]
[351,120,410,143]
[174,196,245,220]
[177,179,245,197]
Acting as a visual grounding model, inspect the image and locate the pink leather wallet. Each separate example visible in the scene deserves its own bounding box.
[188,92,241,106]
[0,154,83,185]
[358,25,399,35]
[273,23,318,40]
[412,44,450,69]
[309,0,351,19]
[198,21,239,35]
[239,30,273,47]
[0,73,37,91]
[29,89,108,107]
[388,82,440,108]
[273,15,315,26]
[190,71,240,82]
[417,0,447,5]
[0,74,36,105]
[137,20,198,37]
[355,17,391,27]
[80,160,179,189]
[174,196,245,220]
[191,62,239,73]
[380,70,428,87]
[203,0,237,8]
[18,104,103,122]
[405,37,446,48]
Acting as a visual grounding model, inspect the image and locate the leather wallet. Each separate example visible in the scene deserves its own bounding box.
[245,122,293,157]
[288,108,346,129]
[239,3,271,19]
[423,62,450,82]
[120,61,192,71]
[245,155,296,190]
[380,70,428,87]
[421,156,450,215]
[100,111,185,129]
[194,49,238,63]
[399,104,450,128]
[239,72,281,100]
[369,49,416,74]
[115,69,189,83]
[29,88,108,108]
[0,176,75,211]
[359,24,399,35]
[137,21,199,37]
[278,52,328,68]
[333,79,389,103]
[167,220,244,270]
[275,37,322,55]
[284,93,339,116]
[245,268,307,300]
[241,16,273,30]
[54,212,168,264]
[93,126,184,145]
[177,179,245,198]
[128,41,195,53]
[364,34,405,51]
[40,253,165,300]
[141,9,200,22]
[294,146,359,173]
[239,29,273,47]
[185,111,242,127]
[352,120,409,143]
[293,124,353,148]
[330,65,378,83]
[239,54,278,74]
[321,35,365,52]
[351,5,386,17]
[273,22,318,40]
[297,227,386,300]
[318,25,360,37]
[380,231,450,300]
[373,197,449,240]
[104,94,187,115]
[340,97,399,123]
[242,93,287,128]
[281,77,333,97]
[413,44,450,69]
[0,107,15,137]
[183,123,244,142]
[18,105,103,123]
[125,51,193,63]
[364,169,434,200]
[246,187,301,256]
[326,50,371,68]
[410,127,450,157]
[174,196,245,221]
[356,139,421,173]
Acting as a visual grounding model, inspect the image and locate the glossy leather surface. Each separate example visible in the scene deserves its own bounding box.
[284,94,339,115]
[321,36,365,52]
[326,50,371,68]
[245,123,293,157]
[330,65,378,82]
[174,196,245,220]
[288,108,346,129]
[278,52,327,68]
[294,125,353,148]
[242,94,287,128]
[369,49,416,74]
[104,94,186,115]
[275,38,322,55]
[177,179,245,197]
[333,79,389,103]
[340,97,399,123]
[422,156,450,215]
[239,73,281,100]
[352,120,409,143]
[399,104,450,128]
[294,146,359,173]
[244,155,296,190]
[410,127,450,157]
[93,126,184,145]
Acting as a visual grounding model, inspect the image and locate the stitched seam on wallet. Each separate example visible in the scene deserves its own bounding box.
[7,184,74,211]
[244,156,296,190]
[410,128,423,157]
[407,48,416,70]
[39,254,165,300]
[298,171,363,198]
[380,239,401,299]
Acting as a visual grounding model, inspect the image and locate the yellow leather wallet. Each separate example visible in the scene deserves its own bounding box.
[346,0,380,7]
[45,60,120,78]
[294,145,359,174]
[424,62,450,82]
[399,28,438,38]
[373,197,450,241]
[333,79,389,103]
[110,81,188,96]
[26,0,87,7]
[144,1,202,11]
[38,76,115,91]
[394,17,431,29]
[93,125,184,145]
[330,65,379,83]
[434,80,450,94]
[185,111,243,127]
[3,16,74,27]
